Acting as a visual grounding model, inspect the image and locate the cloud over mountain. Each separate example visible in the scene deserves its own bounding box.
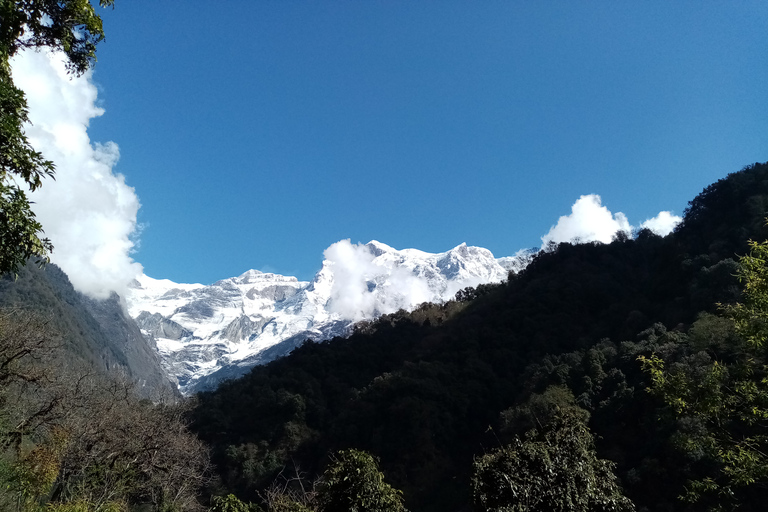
[9,52,683,303]
[323,240,433,322]
[10,50,142,299]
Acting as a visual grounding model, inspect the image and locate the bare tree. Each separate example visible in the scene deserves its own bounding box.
[0,307,212,511]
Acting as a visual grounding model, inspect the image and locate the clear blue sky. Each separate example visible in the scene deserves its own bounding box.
[85,1,767,284]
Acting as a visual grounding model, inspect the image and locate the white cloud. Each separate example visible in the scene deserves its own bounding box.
[323,240,432,322]
[541,194,682,246]
[542,194,631,245]
[10,49,142,299]
[641,211,682,236]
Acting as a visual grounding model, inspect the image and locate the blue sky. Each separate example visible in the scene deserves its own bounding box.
[20,1,768,287]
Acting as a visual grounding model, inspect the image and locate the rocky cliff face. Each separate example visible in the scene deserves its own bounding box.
[80,293,179,397]
[126,241,532,394]
[0,263,178,399]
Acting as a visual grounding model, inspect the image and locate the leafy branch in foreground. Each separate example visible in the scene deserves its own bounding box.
[640,238,768,507]
[0,0,115,275]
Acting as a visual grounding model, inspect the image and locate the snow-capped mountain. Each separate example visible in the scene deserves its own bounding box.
[125,240,534,394]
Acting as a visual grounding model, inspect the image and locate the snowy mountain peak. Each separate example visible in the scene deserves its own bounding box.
[125,240,534,394]
[235,268,265,282]
[365,240,396,256]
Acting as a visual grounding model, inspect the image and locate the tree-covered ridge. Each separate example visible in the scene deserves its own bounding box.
[641,235,768,509]
[2,162,768,510]
[191,164,768,512]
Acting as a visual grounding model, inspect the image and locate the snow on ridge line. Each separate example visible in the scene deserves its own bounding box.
[124,240,532,393]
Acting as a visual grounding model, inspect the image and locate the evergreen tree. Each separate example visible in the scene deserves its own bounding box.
[472,415,634,512]
[641,237,768,508]
[317,449,405,512]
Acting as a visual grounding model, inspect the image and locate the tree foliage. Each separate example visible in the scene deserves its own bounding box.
[0,0,115,275]
[186,164,766,511]
[472,413,634,512]
[0,183,52,275]
[641,237,768,508]
[316,449,405,512]
[210,494,263,512]
[0,307,210,511]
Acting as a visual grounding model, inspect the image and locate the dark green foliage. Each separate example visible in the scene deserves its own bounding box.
[317,449,405,512]
[0,0,115,74]
[498,385,590,439]
[513,327,694,510]
[0,71,53,275]
[641,237,768,509]
[473,416,634,512]
[191,237,716,510]
[0,50,53,194]
[210,494,263,512]
[191,163,768,512]
[675,162,768,262]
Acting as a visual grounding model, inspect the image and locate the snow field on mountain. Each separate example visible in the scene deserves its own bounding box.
[126,240,530,393]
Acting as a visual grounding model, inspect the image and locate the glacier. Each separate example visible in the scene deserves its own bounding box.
[125,240,534,394]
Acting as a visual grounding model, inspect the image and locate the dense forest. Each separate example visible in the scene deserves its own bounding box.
[3,2,768,511]
[3,162,768,511]
[189,161,768,512]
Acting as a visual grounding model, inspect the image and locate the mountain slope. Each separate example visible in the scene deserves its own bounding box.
[126,241,529,394]
[189,162,768,512]
[0,263,177,398]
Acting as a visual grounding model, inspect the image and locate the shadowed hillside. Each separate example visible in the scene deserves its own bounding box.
[192,163,768,512]
[0,263,177,398]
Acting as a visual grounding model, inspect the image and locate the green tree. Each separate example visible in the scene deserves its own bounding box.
[210,494,263,512]
[0,0,115,275]
[641,238,768,507]
[498,385,590,439]
[316,449,405,512]
[472,416,634,512]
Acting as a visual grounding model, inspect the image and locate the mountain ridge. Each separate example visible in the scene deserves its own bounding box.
[125,240,533,394]
[189,163,768,512]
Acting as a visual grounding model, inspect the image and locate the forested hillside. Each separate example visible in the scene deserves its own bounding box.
[0,266,209,511]
[0,263,177,398]
[191,162,768,512]
[3,1,765,510]
[3,162,768,511]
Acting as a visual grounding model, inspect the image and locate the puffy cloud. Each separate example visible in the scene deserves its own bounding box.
[541,194,631,245]
[641,211,682,236]
[323,240,432,322]
[541,194,682,246]
[10,50,142,299]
